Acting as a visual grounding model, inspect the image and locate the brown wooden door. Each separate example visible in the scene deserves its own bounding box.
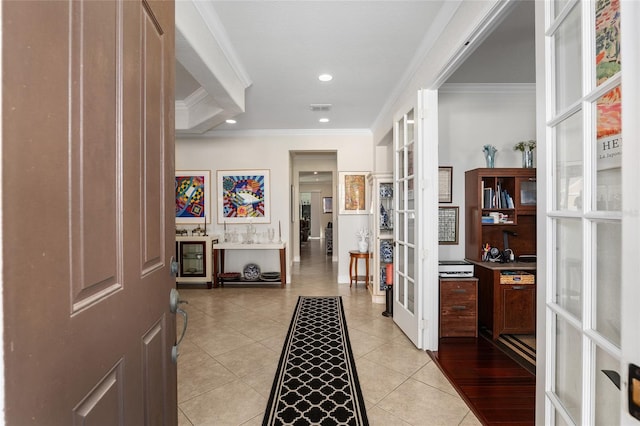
[2,0,176,423]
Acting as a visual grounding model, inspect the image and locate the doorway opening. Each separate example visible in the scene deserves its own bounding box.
[290,151,337,266]
[298,171,333,265]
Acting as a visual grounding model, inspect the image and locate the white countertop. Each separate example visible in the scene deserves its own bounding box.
[212,241,286,250]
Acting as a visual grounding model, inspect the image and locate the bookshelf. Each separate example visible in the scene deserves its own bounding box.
[464,168,536,262]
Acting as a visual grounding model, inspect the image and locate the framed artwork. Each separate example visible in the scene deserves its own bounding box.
[339,172,367,214]
[291,185,295,223]
[439,166,453,203]
[175,170,210,224]
[438,206,459,245]
[323,197,333,213]
[217,169,270,224]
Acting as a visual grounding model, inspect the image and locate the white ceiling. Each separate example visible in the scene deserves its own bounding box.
[175,0,535,134]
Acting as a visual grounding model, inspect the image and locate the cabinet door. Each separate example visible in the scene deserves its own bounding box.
[179,241,207,277]
[501,285,535,334]
[515,175,537,214]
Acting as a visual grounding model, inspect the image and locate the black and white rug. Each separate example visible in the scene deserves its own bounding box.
[263,296,369,425]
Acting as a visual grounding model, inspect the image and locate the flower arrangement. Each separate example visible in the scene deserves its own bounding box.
[355,228,370,242]
[514,140,536,152]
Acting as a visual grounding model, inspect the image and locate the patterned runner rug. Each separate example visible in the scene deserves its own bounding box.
[263,296,368,425]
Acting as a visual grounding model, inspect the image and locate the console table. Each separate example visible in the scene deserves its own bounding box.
[212,242,286,288]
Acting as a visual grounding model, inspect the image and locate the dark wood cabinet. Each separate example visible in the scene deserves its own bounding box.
[439,278,478,337]
[473,262,536,339]
[501,284,535,334]
[464,168,536,262]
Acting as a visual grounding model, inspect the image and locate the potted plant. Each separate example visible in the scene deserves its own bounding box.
[514,140,536,168]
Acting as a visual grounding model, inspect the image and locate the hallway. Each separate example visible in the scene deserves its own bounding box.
[177,239,481,425]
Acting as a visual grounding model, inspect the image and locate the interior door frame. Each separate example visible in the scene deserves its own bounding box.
[421,90,440,352]
[620,0,640,422]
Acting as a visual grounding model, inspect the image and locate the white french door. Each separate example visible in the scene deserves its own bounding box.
[393,104,420,347]
[392,90,439,350]
[540,0,639,423]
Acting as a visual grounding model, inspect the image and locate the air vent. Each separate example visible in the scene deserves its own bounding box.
[309,104,332,112]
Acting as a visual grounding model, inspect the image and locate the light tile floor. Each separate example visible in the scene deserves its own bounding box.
[177,239,481,426]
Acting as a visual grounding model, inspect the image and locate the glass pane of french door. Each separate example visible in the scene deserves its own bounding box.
[546,1,623,424]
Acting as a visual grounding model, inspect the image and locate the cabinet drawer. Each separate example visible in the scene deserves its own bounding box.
[440,281,476,303]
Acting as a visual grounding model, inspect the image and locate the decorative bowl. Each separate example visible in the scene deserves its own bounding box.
[243,263,261,280]
[380,184,393,198]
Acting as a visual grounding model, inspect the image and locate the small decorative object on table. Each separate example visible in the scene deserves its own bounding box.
[243,263,261,280]
[514,139,536,168]
[356,227,370,253]
[482,145,498,168]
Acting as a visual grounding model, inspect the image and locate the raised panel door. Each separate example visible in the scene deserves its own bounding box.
[2,1,176,422]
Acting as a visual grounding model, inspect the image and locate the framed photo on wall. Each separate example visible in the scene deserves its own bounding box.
[338,172,367,214]
[175,170,210,224]
[323,197,333,213]
[438,166,453,203]
[438,206,459,245]
[217,169,270,224]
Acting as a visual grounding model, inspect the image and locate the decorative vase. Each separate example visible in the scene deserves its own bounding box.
[483,145,497,168]
[358,240,368,253]
[380,240,393,263]
[522,150,534,168]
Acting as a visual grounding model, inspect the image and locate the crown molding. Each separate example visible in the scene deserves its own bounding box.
[439,83,535,94]
[177,128,373,139]
[189,1,252,88]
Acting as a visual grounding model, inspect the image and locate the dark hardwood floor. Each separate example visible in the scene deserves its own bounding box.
[429,337,536,426]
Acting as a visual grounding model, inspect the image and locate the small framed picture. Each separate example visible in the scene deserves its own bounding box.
[323,197,333,213]
[438,206,459,245]
[439,166,453,203]
[338,172,367,214]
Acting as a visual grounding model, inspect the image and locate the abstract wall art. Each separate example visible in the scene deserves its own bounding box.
[217,170,271,223]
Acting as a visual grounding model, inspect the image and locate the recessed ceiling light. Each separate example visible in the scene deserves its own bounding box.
[225,119,237,124]
[319,118,330,123]
[318,74,333,82]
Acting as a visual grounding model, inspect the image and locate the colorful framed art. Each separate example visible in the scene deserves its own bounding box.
[217,169,270,224]
[338,172,367,214]
[175,170,210,224]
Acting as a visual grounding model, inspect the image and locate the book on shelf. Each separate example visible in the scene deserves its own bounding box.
[483,188,492,209]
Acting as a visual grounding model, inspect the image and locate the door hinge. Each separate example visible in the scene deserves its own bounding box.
[420,319,428,330]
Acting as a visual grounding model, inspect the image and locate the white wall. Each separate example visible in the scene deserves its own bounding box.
[437,84,536,261]
[176,132,373,283]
